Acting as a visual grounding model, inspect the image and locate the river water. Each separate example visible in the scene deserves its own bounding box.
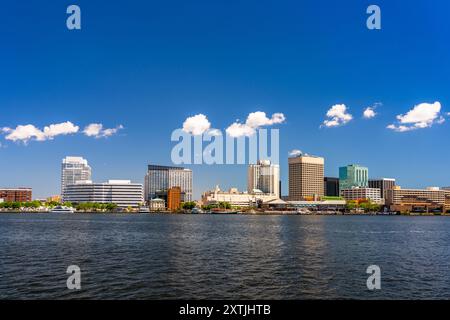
[0,213,449,299]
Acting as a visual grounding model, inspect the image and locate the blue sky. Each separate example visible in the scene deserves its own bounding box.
[1,0,450,199]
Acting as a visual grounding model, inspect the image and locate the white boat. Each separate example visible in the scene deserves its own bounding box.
[50,206,75,213]
[191,207,203,214]
[296,208,311,215]
[138,206,151,213]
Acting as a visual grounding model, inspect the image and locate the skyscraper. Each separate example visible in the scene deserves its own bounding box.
[369,178,396,199]
[288,154,324,200]
[339,164,368,192]
[61,156,92,199]
[324,177,340,197]
[144,165,193,202]
[248,160,280,197]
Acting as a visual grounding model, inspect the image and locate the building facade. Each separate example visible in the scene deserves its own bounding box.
[63,180,143,208]
[324,177,340,197]
[167,186,181,211]
[339,164,369,192]
[247,160,280,197]
[341,187,383,204]
[202,185,279,207]
[386,187,450,213]
[288,154,324,201]
[369,178,396,199]
[148,198,165,211]
[144,165,192,202]
[61,156,92,200]
[0,188,32,202]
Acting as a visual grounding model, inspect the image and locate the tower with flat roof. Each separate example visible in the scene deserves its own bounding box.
[61,156,92,200]
[339,164,368,192]
[288,153,324,200]
[144,165,193,202]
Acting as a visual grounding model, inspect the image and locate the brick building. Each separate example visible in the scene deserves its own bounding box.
[0,188,32,202]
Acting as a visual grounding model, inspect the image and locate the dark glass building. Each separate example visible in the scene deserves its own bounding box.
[324,177,340,197]
[144,165,192,202]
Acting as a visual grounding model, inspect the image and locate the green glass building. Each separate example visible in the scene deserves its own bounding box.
[339,164,369,192]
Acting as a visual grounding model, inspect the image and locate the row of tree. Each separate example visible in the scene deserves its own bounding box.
[0,200,119,212]
[201,202,232,211]
[74,202,118,212]
[179,201,234,211]
[345,200,381,212]
[0,201,43,209]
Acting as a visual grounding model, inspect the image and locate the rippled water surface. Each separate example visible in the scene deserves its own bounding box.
[1,213,449,299]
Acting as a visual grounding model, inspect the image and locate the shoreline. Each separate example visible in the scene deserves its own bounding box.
[1,211,449,217]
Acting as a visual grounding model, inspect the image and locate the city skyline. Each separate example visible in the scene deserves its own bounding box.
[2,1,450,199]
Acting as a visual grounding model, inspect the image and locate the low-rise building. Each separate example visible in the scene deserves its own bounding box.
[0,188,32,202]
[148,198,165,211]
[341,187,383,204]
[47,195,62,203]
[386,186,450,213]
[64,180,143,208]
[202,185,279,207]
[287,199,347,211]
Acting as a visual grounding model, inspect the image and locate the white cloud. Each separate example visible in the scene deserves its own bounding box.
[83,123,124,138]
[289,149,302,157]
[363,107,376,119]
[322,104,353,127]
[205,128,222,136]
[43,121,79,138]
[245,111,285,128]
[226,111,286,137]
[363,103,381,119]
[83,123,102,137]
[387,101,444,132]
[226,122,256,137]
[2,121,79,143]
[182,114,211,136]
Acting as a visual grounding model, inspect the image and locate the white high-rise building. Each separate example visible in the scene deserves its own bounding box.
[61,156,92,200]
[64,180,143,208]
[248,160,280,197]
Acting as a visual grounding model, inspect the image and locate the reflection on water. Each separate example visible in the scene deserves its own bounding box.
[0,214,449,299]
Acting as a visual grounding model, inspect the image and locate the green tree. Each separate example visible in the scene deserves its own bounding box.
[181,202,196,210]
[105,203,118,211]
[345,200,358,211]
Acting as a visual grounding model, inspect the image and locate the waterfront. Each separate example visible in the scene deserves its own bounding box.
[1,214,449,299]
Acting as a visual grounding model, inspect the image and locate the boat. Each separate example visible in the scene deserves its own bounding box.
[138,206,151,213]
[191,207,203,214]
[296,208,311,215]
[210,209,238,214]
[50,206,75,213]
